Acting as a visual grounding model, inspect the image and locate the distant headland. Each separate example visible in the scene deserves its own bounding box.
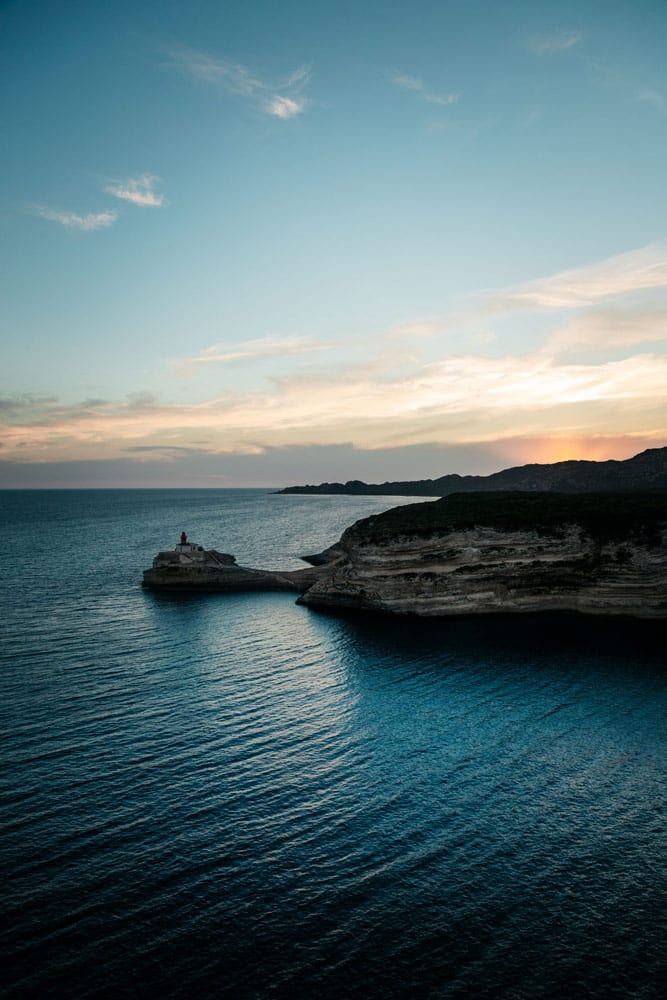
[275,447,667,496]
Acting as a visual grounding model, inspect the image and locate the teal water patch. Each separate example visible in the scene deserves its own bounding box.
[1,490,665,999]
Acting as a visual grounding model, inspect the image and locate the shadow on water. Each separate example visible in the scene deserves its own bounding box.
[144,584,666,660]
[311,607,667,673]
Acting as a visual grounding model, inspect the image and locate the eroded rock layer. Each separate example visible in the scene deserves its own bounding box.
[298,525,667,618]
[298,492,667,619]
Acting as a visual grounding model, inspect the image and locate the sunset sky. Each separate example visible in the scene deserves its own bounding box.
[2,0,666,487]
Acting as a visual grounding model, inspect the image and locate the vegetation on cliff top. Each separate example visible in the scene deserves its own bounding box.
[344,491,667,546]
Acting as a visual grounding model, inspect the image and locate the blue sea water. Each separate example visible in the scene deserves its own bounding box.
[1,488,665,1000]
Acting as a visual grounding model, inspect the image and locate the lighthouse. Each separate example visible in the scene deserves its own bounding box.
[175,531,203,554]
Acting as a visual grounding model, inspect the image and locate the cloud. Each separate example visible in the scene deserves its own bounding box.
[124,390,160,409]
[2,432,662,488]
[388,71,459,107]
[168,47,310,118]
[390,73,424,92]
[544,309,667,357]
[105,174,164,207]
[126,445,212,454]
[173,336,333,376]
[588,59,667,119]
[423,92,460,107]
[283,65,311,88]
[3,240,665,472]
[167,47,263,92]
[262,352,667,429]
[29,205,117,231]
[386,320,441,341]
[0,393,58,413]
[485,244,667,312]
[3,346,665,463]
[527,30,582,54]
[265,96,306,119]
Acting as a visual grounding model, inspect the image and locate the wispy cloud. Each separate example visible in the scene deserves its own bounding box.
[283,65,311,89]
[173,336,333,376]
[388,71,459,107]
[168,48,263,92]
[423,92,460,107]
[385,320,441,341]
[485,244,667,312]
[0,393,58,413]
[29,205,117,231]
[104,174,164,207]
[3,344,665,462]
[168,47,311,119]
[527,30,582,54]
[544,309,667,358]
[4,242,665,466]
[587,59,667,119]
[390,73,424,93]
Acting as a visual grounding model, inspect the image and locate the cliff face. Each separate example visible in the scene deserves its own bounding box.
[298,526,667,618]
[297,493,667,619]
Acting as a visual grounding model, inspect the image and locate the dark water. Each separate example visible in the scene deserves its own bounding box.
[1,489,665,1000]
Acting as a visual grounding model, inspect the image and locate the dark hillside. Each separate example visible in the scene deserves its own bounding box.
[278,447,667,496]
[343,491,667,547]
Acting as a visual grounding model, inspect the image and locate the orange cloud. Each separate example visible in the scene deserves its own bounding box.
[2,350,665,463]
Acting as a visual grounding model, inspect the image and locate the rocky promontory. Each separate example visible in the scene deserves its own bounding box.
[143,492,666,619]
[142,539,322,593]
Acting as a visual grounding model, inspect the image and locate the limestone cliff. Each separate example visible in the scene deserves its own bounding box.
[142,493,666,619]
[298,492,667,619]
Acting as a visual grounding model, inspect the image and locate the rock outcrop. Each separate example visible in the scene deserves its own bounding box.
[142,541,322,593]
[143,492,667,619]
[298,525,666,618]
[298,492,667,619]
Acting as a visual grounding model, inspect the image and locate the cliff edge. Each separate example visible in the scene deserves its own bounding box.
[297,492,667,619]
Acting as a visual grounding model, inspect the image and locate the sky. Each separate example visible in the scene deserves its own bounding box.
[1,0,666,487]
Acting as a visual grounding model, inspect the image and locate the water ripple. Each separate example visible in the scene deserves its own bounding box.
[1,489,666,998]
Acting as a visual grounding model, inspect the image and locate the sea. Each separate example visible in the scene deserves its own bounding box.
[1,488,665,1000]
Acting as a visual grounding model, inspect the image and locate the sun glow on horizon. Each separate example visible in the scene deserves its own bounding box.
[506,436,663,467]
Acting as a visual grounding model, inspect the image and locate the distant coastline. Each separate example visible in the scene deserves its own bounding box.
[276,447,667,496]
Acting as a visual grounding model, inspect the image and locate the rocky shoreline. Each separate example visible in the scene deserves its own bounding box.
[142,542,323,594]
[143,492,667,620]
